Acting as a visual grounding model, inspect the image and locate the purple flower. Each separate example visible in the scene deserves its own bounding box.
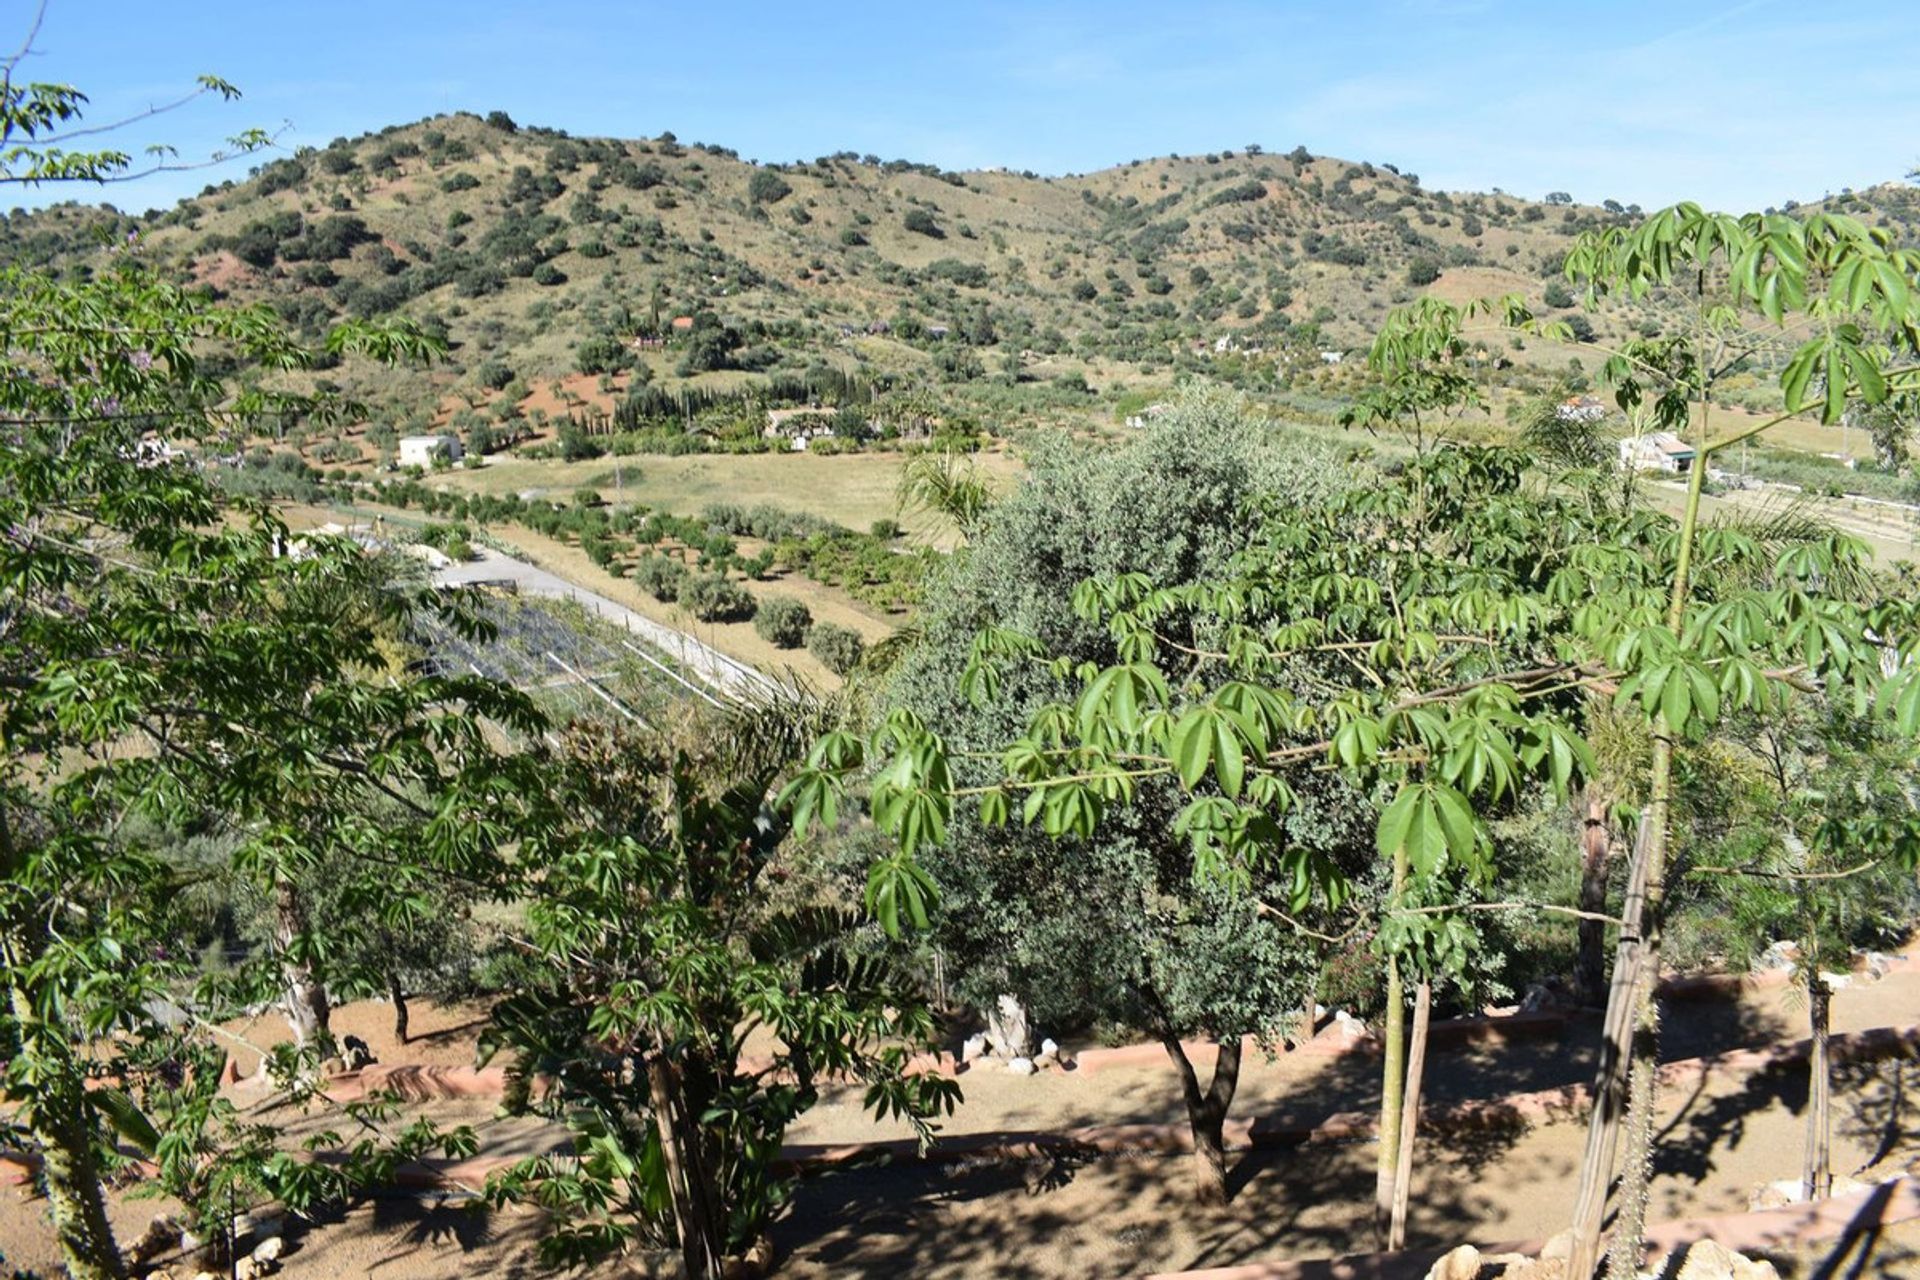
[130,349,153,371]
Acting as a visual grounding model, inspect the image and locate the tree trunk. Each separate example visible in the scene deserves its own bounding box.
[1605,1002,1661,1280]
[1388,980,1432,1252]
[1566,441,1710,1278]
[1575,787,1614,1009]
[1565,814,1658,1278]
[389,972,410,1045]
[1161,1033,1242,1206]
[1375,844,1410,1249]
[274,878,331,1051]
[648,1055,724,1277]
[8,981,124,1280]
[1803,959,1833,1202]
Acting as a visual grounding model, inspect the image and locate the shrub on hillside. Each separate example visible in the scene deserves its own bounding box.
[1407,257,1441,287]
[903,208,943,238]
[806,622,864,675]
[632,554,688,603]
[753,596,813,648]
[748,170,793,205]
[681,574,757,623]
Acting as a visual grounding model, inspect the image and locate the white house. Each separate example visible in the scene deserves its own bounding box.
[398,434,463,468]
[1618,431,1696,474]
[1556,394,1608,424]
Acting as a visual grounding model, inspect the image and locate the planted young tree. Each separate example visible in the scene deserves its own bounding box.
[1521,205,1920,1278]
[1680,699,1920,1203]
[482,713,957,1275]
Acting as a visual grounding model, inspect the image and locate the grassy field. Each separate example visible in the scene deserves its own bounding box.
[434,447,1025,546]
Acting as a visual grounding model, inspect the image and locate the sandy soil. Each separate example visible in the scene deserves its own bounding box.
[213,997,496,1079]
[6,973,1918,1278]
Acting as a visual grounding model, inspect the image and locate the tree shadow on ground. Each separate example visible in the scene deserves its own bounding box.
[1651,1058,1810,1188]
[1834,1056,1920,1176]
[1797,1180,1920,1280]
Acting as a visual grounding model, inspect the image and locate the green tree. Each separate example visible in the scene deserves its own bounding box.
[482,715,956,1274]
[866,395,1348,1202]
[805,623,865,676]
[753,596,813,648]
[0,61,527,1278]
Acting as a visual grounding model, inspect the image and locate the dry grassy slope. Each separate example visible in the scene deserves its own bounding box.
[11,112,1918,428]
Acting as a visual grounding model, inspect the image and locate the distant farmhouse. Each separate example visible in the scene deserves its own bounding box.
[1618,431,1695,474]
[1556,394,1608,424]
[763,406,839,452]
[398,434,464,468]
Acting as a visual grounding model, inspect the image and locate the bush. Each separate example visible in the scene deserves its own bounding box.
[926,258,989,288]
[903,208,943,238]
[1543,280,1575,309]
[632,555,688,602]
[753,596,813,648]
[805,622,864,675]
[680,574,757,623]
[748,170,792,205]
[1406,257,1441,287]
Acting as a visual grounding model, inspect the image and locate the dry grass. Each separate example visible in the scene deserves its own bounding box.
[436,447,1022,546]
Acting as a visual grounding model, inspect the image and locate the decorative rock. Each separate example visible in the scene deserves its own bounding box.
[1006,1056,1036,1076]
[1749,1174,1869,1210]
[1328,1010,1369,1042]
[1521,976,1570,1013]
[1423,1243,1480,1280]
[128,1214,183,1264]
[1819,970,1852,991]
[985,993,1033,1060]
[1537,1228,1576,1261]
[1672,1238,1782,1280]
[960,1033,988,1064]
[251,1235,285,1265]
[1039,1037,1059,1058]
[1753,940,1799,973]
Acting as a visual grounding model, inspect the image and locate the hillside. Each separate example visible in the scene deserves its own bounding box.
[9,111,1918,465]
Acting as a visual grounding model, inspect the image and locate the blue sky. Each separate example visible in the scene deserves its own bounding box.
[16,0,1920,214]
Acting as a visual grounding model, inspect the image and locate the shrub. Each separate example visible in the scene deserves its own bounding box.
[926,258,989,288]
[1407,257,1442,287]
[748,170,792,205]
[903,208,943,238]
[753,596,812,648]
[805,622,864,675]
[839,227,867,247]
[632,555,688,602]
[680,574,757,623]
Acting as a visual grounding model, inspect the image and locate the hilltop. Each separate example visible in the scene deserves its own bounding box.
[8,111,1918,459]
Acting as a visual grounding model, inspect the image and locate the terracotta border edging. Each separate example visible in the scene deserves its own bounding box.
[304,945,1920,1106]
[375,1021,1920,1190]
